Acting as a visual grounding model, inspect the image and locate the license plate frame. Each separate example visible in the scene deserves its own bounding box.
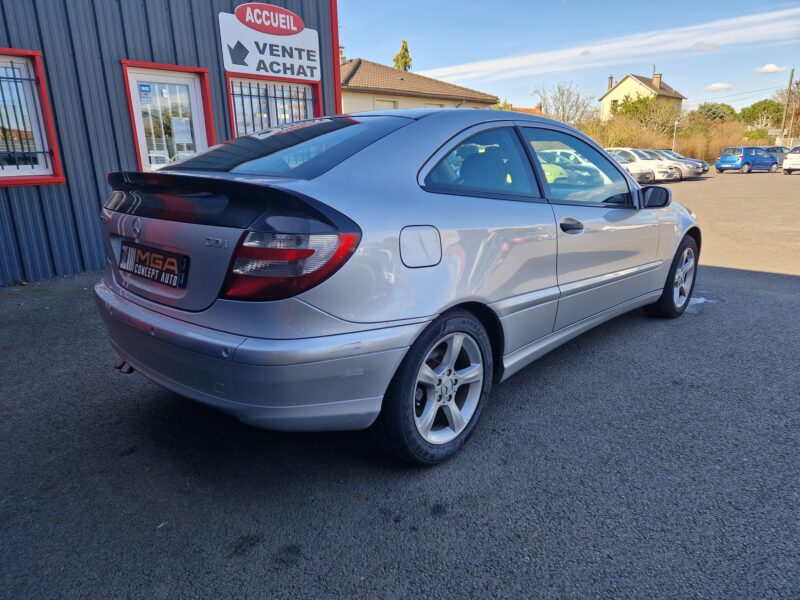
[119,241,190,289]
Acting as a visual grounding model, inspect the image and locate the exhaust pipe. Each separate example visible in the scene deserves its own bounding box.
[114,358,135,374]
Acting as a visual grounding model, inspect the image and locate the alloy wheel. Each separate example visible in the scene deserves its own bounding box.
[673,247,696,309]
[413,332,484,445]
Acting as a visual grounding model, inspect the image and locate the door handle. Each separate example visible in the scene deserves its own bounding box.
[559,218,584,234]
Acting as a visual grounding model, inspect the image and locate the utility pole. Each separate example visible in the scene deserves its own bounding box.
[779,67,794,136]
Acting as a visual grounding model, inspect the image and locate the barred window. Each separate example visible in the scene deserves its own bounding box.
[229,78,315,137]
[0,54,56,179]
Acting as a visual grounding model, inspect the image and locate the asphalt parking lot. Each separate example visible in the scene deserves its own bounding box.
[1,172,799,599]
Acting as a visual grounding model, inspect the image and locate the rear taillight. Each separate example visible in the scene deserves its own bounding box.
[221,230,359,300]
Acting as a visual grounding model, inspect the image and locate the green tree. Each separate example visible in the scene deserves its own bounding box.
[739,99,783,128]
[493,99,513,111]
[692,102,737,122]
[613,93,680,134]
[393,40,412,72]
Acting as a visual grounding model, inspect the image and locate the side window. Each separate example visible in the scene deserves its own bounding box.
[614,149,636,162]
[745,148,755,156]
[424,127,537,197]
[521,128,631,206]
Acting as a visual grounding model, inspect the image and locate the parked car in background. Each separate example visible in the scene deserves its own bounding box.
[95,109,701,464]
[610,152,655,184]
[658,149,709,173]
[715,146,779,173]
[781,146,800,174]
[537,149,605,186]
[639,149,701,180]
[607,148,679,182]
[762,145,791,166]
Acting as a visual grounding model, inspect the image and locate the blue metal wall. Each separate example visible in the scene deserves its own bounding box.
[0,0,337,285]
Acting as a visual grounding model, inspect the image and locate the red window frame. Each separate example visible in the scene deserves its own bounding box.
[224,71,323,138]
[0,47,65,187]
[121,60,217,171]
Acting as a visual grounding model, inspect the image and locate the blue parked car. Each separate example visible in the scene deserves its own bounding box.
[715,146,779,174]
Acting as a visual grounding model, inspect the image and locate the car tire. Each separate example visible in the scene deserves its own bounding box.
[646,236,698,319]
[769,163,779,173]
[674,167,683,181]
[784,169,792,175]
[716,168,724,174]
[741,163,751,174]
[370,309,493,465]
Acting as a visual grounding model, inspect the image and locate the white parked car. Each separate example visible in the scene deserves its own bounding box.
[781,146,800,174]
[607,148,679,182]
[609,153,655,184]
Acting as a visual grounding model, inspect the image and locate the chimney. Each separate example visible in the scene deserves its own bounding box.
[652,73,662,89]
[534,102,543,114]
[339,45,346,65]
[607,75,614,90]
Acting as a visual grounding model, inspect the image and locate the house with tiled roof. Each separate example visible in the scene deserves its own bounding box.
[340,54,498,112]
[600,73,685,120]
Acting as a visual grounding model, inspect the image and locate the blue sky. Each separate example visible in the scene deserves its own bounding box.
[338,0,800,110]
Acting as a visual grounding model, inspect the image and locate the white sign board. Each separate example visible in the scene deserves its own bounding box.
[171,117,193,144]
[218,5,320,81]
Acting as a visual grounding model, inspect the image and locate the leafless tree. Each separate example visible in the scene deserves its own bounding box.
[532,82,596,125]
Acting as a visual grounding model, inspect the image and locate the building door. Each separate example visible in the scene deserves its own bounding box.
[125,67,209,171]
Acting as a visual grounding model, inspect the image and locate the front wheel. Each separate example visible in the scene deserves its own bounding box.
[646,236,698,319]
[674,167,683,181]
[716,168,724,174]
[741,163,751,174]
[784,169,792,175]
[769,163,779,173]
[370,310,493,464]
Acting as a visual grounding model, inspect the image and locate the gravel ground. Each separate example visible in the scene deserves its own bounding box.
[1,173,799,599]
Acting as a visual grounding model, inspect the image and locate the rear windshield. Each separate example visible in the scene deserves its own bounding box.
[790,146,800,154]
[722,147,742,156]
[166,116,409,179]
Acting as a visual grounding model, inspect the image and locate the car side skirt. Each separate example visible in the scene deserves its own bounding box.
[500,290,662,381]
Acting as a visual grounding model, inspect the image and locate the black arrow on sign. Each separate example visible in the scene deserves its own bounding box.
[228,41,249,66]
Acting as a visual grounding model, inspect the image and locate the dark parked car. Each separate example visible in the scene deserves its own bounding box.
[762,146,791,166]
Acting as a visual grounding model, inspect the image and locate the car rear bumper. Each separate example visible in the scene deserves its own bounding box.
[95,282,424,431]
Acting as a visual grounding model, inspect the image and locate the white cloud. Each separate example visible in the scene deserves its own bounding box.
[692,42,718,53]
[703,82,734,92]
[755,63,788,74]
[419,8,800,84]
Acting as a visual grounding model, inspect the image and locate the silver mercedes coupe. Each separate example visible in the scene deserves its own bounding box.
[96,109,700,464]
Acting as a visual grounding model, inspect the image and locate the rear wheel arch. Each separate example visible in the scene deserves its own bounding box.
[440,302,505,383]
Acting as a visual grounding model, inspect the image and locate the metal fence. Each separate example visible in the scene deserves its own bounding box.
[0,56,52,175]
[230,79,315,136]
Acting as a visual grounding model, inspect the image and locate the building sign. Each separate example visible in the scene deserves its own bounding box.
[219,3,320,81]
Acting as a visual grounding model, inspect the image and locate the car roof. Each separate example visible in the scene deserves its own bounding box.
[345,107,568,128]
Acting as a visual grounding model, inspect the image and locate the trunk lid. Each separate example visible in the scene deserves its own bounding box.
[102,171,295,311]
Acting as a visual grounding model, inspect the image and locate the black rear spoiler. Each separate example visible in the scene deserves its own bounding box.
[105,171,356,234]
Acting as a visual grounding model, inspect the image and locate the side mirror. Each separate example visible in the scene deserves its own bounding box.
[641,185,671,208]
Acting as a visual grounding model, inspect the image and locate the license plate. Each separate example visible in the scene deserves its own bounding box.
[119,241,190,289]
